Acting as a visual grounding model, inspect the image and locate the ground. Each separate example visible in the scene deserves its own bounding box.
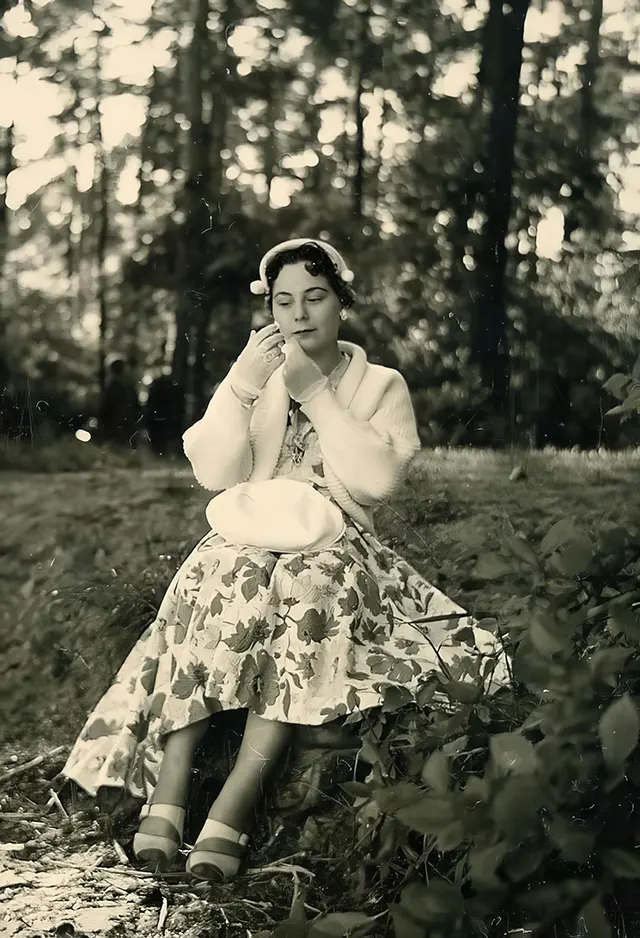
[1,446,638,937]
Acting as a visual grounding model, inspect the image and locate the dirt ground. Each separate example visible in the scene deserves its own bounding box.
[1,450,638,936]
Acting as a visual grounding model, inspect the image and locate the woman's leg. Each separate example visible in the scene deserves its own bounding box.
[187,713,292,880]
[151,717,211,808]
[207,712,293,832]
[134,717,210,867]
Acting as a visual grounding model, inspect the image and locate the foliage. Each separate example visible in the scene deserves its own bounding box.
[1,0,639,443]
[602,356,640,427]
[263,513,638,938]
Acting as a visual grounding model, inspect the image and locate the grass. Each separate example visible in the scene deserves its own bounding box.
[0,443,638,937]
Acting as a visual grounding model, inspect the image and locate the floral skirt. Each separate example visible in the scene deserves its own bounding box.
[62,522,505,800]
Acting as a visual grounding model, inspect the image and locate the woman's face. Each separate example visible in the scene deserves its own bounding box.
[271,262,341,356]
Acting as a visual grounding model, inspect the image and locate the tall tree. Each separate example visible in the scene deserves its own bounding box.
[170,0,212,428]
[564,0,605,243]
[352,2,370,220]
[470,0,532,432]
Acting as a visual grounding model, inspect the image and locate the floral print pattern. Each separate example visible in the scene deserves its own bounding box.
[63,427,506,801]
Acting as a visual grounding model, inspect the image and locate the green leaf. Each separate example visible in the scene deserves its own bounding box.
[590,648,632,687]
[381,685,413,713]
[598,693,640,772]
[467,841,508,887]
[340,782,372,799]
[391,881,463,928]
[576,897,612,938]
[492,776,542,839]
[540,519,584,556]
[622,385,640,412]
[608,607,640,642]
[474,552,514,580]
[442,735,469,757]
[373,782,424,815]
[550,540,593,577]
[420,750,449,793]
[503,535,538,567]
[503,842,550,883]
[395,795,459,834]
[490,733,538,775]
[308,913,378,938]
[442,680,481,704]
[602,373,631,400]
[529,614,566,657]
[548,816,595,864]
[603,848,640,880]
[415,678,438,708]
[512,638,559,689]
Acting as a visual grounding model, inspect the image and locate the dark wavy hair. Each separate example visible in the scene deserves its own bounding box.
[264,241,356,312]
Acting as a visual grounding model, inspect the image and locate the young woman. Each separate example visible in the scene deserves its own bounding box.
[61,239,504,883]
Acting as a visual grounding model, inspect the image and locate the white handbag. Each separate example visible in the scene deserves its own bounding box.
[205,478,346,554]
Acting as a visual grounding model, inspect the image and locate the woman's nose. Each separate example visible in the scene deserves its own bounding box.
[293,301,308,320]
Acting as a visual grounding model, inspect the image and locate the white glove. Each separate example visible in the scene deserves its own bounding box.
[230,323,286,399]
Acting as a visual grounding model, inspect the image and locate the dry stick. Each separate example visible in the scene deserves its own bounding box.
[0,746,68,785]
[0,812,42,821]
[156,896,169,934]
[47,787,69,819]
[113,839,130,866]
[248,862,315,879]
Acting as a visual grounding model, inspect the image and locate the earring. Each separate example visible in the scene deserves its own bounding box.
[340,310,347,320]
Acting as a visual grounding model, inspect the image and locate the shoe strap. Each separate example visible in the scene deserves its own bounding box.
[138,814,183,844]
[192,836,248,859]
[139,802,184,820]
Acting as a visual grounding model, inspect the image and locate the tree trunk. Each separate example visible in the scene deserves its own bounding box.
[189,0,236,417]
[448,0,500,297]
[93,36,110,404]
[170,0,212,430]
[96,156,109,400]
[353,4,369,220]
[471,0,531,430]
[0,121,13,388]
[263,69,278,205]
[564,0,604,243]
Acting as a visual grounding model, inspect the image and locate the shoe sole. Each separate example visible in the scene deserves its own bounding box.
[187,860,225,884]
[134,848,172,873]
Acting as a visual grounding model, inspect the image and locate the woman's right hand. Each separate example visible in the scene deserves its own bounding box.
[233,323,286,391]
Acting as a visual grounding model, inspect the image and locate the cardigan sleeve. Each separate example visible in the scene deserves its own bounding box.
[300,371,421,506]
[182,377,253,490]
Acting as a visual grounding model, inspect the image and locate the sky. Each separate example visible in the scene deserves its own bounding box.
[1,0,639,274]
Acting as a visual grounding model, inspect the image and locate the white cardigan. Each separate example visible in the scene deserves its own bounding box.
[182,342,421,533]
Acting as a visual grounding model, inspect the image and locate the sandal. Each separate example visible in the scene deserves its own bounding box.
[132,803,185,872]
[186,820,249,883]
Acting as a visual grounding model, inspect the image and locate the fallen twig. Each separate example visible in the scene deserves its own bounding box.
[0,812,42,821]
[0,746,68,785]
[156,895,169,934]
[248,862,315,880]
[113,839,130,866]
[47,787,69,819]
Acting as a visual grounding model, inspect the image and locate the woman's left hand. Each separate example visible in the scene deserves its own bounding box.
[282,340,328,403]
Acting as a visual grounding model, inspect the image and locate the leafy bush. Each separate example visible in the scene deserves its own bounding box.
[602,360,640,426]
[318,515,640,938]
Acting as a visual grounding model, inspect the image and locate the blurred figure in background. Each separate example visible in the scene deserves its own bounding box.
[144,368,184,457]
[100,358,142,448]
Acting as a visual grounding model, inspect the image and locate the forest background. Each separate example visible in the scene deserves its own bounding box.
[0,0,639,455]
